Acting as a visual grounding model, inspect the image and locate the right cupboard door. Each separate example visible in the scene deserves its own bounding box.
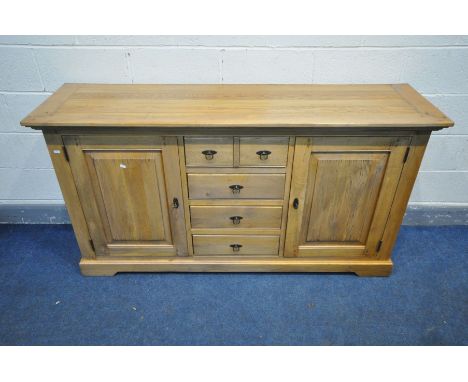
[284,136,410,259]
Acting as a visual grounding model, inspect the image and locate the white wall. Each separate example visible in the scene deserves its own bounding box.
[0,36,467,207]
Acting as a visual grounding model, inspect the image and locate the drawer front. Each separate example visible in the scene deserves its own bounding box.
[187,174,286,199]
[185,137,233,167]
[190,206,283,228]
[193,235,280,256]
[240,137,289,167]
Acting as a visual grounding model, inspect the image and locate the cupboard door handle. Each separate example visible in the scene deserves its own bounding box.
[293,198,299,209]
[201,150,217,160]
[172,198,179,208]
[256,150,272,160]
[230,244,243,252]
[229,184,244,194]
[229,216,243,225]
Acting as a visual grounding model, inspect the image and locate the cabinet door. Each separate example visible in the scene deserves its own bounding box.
[64,135,187,257]
[284,137,409,258]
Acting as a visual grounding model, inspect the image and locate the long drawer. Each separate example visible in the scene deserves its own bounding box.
[193,235,280,256]
[187,173,286,199]
[190,205,283,228]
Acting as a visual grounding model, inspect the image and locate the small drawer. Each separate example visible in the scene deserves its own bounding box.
[193,235,280,256]
[185,137,233,167]
[240,137,289,167]
[190,205,283,228]
[187,173,286,199]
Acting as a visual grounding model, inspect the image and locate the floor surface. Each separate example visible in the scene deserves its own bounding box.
[0,224,467,345]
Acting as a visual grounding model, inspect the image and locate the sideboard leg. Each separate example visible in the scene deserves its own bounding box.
[80,269,117,277]
[80,261,117,276]
[355,268,392,277]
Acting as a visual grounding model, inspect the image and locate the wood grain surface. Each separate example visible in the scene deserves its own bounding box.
[21,83,453,128]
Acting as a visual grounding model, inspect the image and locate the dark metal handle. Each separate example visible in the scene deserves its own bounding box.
[202,150,217,160]
[229,185,244,194]
[256,150,272,160]
[293,198,299,209]
[229,216,243,225]
[230,244,243,252]
[172,198,179,208]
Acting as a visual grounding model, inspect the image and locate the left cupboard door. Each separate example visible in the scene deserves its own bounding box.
[63,136,188,257]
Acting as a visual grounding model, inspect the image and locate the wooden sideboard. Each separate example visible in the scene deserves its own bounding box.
[21,84,453,276]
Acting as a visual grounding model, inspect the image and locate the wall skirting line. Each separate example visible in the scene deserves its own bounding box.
[402,205,468,225]
[0,205,70,224]
[1,204,468,225]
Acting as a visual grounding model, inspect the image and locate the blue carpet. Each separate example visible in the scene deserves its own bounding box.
[0,224,467,345]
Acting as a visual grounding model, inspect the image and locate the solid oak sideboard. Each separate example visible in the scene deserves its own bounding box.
[21,84,453,276]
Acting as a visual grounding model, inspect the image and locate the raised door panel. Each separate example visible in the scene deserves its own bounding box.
[305,152,387,244]
[64,135,187,257]
[284,136,410,258]
[87,151,169,242]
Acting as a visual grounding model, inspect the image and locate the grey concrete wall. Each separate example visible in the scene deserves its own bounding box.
[0,36,467,210]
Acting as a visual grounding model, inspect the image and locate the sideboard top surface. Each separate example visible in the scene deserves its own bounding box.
[21,83,453,129]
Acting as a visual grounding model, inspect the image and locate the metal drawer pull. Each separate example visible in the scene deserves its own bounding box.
[229,216,243,225]
[230,244,243,252]
[256,150,272,160]
[201,150,217,160]
[293,198,299,209]
[229,184,244,194]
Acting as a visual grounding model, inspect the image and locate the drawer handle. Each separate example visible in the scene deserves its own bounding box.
[256,150,272,160]
[229,216,243,225]
[230,244,243,252]
[293,198,299,209]
[201,150,217,160]
[229,184,244,194]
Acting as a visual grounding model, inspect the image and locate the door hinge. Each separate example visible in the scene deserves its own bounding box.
[62,146,70,162]
[376,240,383,252]
[89,239,95,252]
[403,147,410,163]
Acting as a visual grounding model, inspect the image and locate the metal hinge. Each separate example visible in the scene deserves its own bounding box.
[376,240,383,252]
[62,146,70,162]
[403,147,410,163]
[89,239,95,252]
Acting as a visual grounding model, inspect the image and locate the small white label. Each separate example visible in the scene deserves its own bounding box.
[53,149,61,154]
[120,163,127,169]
